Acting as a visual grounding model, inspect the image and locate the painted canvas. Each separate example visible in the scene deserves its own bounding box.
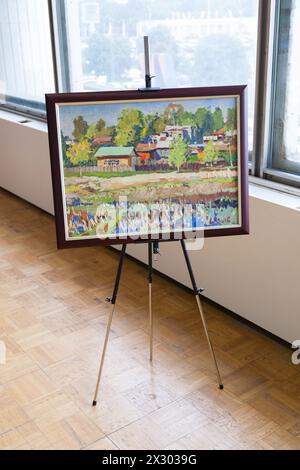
[46,86,249,248]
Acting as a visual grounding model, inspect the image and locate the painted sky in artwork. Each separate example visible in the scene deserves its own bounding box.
[58,97,237,138]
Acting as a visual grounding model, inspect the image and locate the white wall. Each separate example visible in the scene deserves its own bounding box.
[1,112,300,343]
[0,111,54,214]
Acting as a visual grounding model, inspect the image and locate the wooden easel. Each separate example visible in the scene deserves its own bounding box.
[92,240,223,406]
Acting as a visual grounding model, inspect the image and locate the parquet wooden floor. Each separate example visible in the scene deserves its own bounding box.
[0,188,300,450]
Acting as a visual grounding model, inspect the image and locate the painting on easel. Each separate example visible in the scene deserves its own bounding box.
[46,86,249,248]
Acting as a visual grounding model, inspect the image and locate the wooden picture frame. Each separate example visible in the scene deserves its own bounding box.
[46,86,249,249]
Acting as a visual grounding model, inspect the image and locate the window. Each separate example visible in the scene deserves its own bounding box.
[1,0,300,188]
[62,0,259,149]
[269,0,300,175]
[0,0,55,115]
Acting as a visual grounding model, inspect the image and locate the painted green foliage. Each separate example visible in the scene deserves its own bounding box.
[73,115,88,141]
[72,104,232,148]
[68,103,236,172]
[213,107,225,131]
[61,131,69,166]
[86,118,114,141]
[66,140,92,176]
[194,108,215,141]
[142,113,166,136]
[96,118,106,133]
[177,111,194,126]
[226,108,237,131]
[204,140,219,166]
[169,136,189,171]
[194,107,208,128]
[86,124,98,140]
[115,109,144,146]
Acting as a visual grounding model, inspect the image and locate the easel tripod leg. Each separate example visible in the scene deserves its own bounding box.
[195,294,223,389]
[92,303,116,406]
[148,242,153,362]
[180,240,223,390]
[92,244,127,406]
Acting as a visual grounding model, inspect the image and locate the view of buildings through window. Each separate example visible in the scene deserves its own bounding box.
[64,0,259,147]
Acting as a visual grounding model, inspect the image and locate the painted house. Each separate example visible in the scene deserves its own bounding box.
[204,129,231,143]
[161,125,192,141]
[92,136,113,147]
[135,143,158,165]
[203,134,218,143]
[156,136,171,149]
[95,146,135,169]
[212,128,226,141]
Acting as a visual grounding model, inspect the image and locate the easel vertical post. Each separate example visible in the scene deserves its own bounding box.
[148,242,153,362]
[139,35,160,91]
[144,36,152,89]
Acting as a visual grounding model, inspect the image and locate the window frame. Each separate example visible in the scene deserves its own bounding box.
[264,0,300,185]
[0,97,47,122]
[255,0,300,190]
[48,0,71,94]
[0,0,57,121]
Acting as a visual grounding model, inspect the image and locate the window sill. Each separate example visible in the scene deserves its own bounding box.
[249,177,300,211]
[263,168,300,189]
[0,102,46,122]
[0,109,47,133]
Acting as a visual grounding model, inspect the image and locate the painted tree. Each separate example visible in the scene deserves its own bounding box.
[204,140,218,167]
[177,111,194,126]
[225,108,237,131]
[194,107,208,143]
[61,132,70,167]
[162,103,184,126]
[212,107,224,131]
[140,113,156,139]
[203,110,214,136]
[194,108,214,143]
[86,124,97,141]
[99,125,115,137]
[86,122,114,141]
[115,109,144,146]
[73,115,88,141]
[66,139,91,176]
[96,118,106,133]
[142,112,169,138]
[169,136,188,172]
[152,114,167,134]
[194,107,208,128]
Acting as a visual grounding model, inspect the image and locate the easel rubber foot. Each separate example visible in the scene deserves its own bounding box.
[219,384,224,390]
[92,400,97,406]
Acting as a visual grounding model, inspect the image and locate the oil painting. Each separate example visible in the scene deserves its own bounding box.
[46,86,248,247]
